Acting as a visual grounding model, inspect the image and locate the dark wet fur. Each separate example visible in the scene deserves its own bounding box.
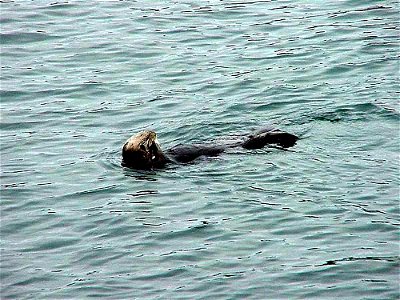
[242,128,298,149]
[122,127,298,169]
[166,144,226,163]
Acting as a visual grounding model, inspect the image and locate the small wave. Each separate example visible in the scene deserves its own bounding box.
[300,102,399,124]
[317,255,400,267]
[1,31,58,44]
[21,237,80,252]
[96,149,122,172]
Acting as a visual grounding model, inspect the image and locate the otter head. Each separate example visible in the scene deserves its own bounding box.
[122,130,168,169]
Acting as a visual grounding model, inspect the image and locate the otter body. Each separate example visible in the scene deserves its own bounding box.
[122,127,298,169]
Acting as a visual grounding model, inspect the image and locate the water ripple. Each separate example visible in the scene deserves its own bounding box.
[1,0,399,299]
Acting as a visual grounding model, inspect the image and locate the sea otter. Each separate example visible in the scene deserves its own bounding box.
[122,127,298,169]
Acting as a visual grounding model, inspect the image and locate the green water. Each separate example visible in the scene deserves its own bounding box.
[1,1,399,299]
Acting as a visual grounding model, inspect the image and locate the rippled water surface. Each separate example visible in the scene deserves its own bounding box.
[1,1,399,299]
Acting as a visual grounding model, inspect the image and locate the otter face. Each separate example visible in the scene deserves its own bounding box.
[122,130,167,169]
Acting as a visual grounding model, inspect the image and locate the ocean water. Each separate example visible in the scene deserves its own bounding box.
[1,1,399,299]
